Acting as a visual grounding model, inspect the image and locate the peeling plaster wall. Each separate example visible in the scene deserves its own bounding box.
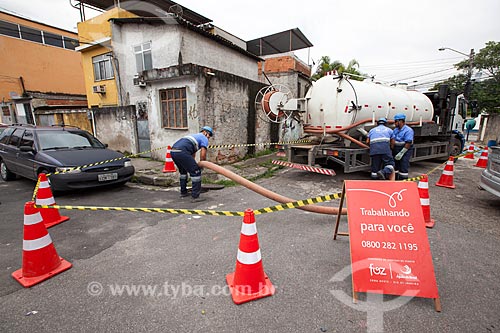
[93,105,137,154]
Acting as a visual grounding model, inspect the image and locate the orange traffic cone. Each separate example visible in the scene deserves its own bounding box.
[162,146,176,173]
[464,143,475,159]
[12,202,72,287]
[35,173,69,228]
[226,209,275,304]
[475,149,488,168]
[418,174,435,228]
[435,156,456,189]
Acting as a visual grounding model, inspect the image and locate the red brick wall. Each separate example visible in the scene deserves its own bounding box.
[259,56,311,77]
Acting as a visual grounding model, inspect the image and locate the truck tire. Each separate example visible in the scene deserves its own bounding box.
[448,137,463,157]
[0,160,16,181]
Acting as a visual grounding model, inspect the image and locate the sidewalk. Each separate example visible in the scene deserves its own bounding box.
[129,153,281,188]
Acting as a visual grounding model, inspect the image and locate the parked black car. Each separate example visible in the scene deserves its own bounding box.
[0,124,135,191]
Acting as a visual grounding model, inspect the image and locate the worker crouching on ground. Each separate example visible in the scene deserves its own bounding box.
[171,126,213,203]
[366,117,395,180]
[391,113,414,180]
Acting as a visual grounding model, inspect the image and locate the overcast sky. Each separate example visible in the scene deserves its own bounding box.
[1,0,498,90]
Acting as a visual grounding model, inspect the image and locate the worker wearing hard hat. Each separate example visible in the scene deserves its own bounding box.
[391,113,414,180]
[366,117,395,180]
[171,126,213,203]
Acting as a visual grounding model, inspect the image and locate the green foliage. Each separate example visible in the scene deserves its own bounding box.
[456,41,500,83]
[432,41,500,113]
[312,57,365,81]
[242,148,276,161]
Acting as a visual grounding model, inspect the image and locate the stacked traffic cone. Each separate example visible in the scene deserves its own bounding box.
[12,202,72,287]
[464,142,475,159]
[475,149,489,168]
[226,209,275,304]
[418,174,435,228]
[435,156,456,189]
[35,173,69,228]
[162,146,176,173]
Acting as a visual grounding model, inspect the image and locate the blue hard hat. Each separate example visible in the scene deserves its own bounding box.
[377,117,387,124]
[201,126,213,137]
[394,113,406,121]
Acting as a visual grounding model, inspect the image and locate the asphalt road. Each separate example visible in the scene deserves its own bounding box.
[0,157,499,332]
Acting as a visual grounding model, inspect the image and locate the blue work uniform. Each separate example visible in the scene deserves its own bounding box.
[392,125,414,180]
[367,124,395,179]
[171,133,209,199]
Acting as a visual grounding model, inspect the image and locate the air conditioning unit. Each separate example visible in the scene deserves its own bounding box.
[92,85,106,94]
[133,77,147,87]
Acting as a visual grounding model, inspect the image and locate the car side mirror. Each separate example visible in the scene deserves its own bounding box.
[20,145,34,153]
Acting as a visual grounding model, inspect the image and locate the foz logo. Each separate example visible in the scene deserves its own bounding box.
[400,265,412,275]
[369,263,387,276]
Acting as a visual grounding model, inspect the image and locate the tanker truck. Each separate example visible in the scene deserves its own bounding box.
[256,74,466,173]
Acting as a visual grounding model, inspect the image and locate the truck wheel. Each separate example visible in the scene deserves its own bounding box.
[449,137,463,157]
[0,160,16,181]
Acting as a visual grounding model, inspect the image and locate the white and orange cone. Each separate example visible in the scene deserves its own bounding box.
[418,174,435,228]
[475,149,488,168]
[226,209,275,304]
[12,202,72,287]
[162,146,176,173]
[35,173,69,228]
[435,156,456,189]
[464,143,475,159]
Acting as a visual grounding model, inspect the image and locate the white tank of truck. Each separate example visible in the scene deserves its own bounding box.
[304,76,434,130]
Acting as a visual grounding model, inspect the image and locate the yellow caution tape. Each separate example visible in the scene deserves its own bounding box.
[41,139,310,178]
[404,175,425,182]
[31,177,41,202]
[33,192,343,217]
[208,139,310,149]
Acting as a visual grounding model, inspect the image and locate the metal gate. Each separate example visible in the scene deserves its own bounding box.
[136,102,151,157]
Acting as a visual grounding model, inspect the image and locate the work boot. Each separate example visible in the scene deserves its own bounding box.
[180,174,188,194]
[191,197,206,203]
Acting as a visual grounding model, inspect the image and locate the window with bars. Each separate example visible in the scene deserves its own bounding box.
[92,53,114,81]
[160,88,188,129]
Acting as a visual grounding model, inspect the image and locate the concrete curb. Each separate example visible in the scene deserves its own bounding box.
[130,153,282,188]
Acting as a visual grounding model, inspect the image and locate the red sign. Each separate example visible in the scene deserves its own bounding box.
[345,180,439,299]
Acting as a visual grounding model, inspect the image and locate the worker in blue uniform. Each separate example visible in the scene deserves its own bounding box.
[171,126,213,203]
[391,113,414,180]
[366,117,395,180]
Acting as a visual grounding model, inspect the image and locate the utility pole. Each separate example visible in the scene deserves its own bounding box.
[464,48,475,101]
[438,47,475,101]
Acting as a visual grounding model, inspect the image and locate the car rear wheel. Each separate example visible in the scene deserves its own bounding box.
[0,160,16,181]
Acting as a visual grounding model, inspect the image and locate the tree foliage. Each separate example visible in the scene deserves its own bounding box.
[312,57,365,81]
[433,41,500,113]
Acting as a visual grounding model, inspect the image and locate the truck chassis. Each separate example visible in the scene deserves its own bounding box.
[287,140,451,174]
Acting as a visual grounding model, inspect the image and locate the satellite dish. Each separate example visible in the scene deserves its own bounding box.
[168,4,183,17]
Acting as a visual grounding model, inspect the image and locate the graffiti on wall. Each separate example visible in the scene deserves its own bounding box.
[189,104,199,120]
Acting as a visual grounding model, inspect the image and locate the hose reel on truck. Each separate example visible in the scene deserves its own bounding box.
[255,84,294,123]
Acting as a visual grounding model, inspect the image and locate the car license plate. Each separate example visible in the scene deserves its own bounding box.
[98,173,118,182]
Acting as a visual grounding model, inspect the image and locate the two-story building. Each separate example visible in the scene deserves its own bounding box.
[0,10,88,130]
